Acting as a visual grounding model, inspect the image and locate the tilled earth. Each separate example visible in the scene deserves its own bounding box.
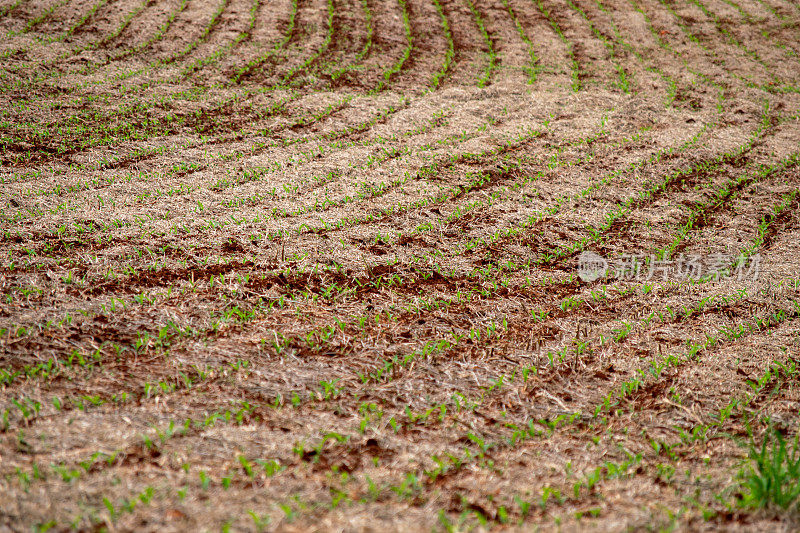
[1,0,800,530]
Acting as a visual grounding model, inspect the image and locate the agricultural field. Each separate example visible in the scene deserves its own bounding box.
[1,0,800,529]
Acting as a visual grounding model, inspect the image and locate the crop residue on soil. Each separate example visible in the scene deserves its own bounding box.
[1,0,800,530]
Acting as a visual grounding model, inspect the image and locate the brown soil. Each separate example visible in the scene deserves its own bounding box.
[1,0,800,531]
